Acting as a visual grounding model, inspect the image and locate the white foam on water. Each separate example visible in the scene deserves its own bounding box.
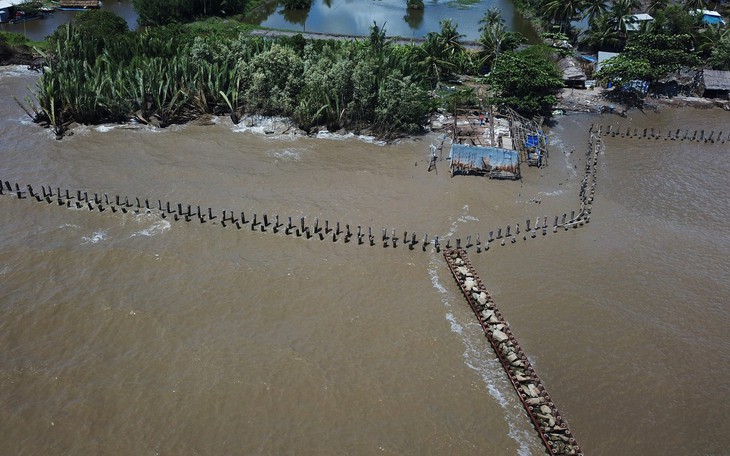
[95,124,117,133]
[458,214,479,223]
[231,115,296,139]
[548,134,578,178]
[15,116,34,126]
[0,65,35,80]
[444,312,464,335]
[445,205,476,236]
[316,130,386,146]
[81,230,107,244]
[538,190,563,196]
[429,206,537,454]
[126,123,163,134]
[428,259,534,455]
[232,123,270,136]
[130,216,171,238]
[269,148,303,162]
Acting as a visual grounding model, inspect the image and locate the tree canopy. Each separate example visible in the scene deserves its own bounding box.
[485,46,564,117]
[73,10,129,41]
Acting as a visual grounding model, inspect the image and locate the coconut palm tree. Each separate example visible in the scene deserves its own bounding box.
[540,0,584,33]
[436,19,464,59]
[682,0,706,12]
[611,0,642,31]
[580,12,624,51]
[479,8,524,71]
[416,32,455,86]
[697,23,729,58]
[582,0,609,27]
[647,0,670,14]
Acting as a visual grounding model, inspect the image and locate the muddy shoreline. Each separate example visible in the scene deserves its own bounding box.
[556,87,730,116]
[0,46,42,68]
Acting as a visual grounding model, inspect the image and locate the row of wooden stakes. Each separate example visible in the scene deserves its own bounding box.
[0,179,591,253]
[591,123,726,143]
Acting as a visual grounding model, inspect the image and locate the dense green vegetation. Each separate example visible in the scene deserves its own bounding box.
[0,30,48,51]
[517,0,730,85]
[486,46,563,115]
[596,33,699,84]
[24,9,566,138]
[26,22,432,137]
[23,0,730,139]
[407,0,425,10]
[500,0,730,100]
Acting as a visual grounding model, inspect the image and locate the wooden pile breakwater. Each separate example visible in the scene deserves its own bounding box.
[443,248,583,456]
[591,123,727,144]
[0,132,601,253]
[0,180,454,250]
[0,176,596,254]
[575,130,602,226]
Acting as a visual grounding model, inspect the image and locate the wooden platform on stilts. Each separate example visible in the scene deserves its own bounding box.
[443,248,583,456]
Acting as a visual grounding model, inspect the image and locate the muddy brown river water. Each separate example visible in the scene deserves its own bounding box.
[1,66,729,455]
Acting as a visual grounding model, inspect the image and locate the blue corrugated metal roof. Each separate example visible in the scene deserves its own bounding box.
[449,144,520,178]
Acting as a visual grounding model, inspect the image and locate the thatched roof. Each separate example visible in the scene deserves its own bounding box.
[58,0,99,7]
[702,69,730,91]
[558,57,586,82]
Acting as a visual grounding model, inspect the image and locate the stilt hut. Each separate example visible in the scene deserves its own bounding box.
[448,144,520,180]
[696,69,730,100]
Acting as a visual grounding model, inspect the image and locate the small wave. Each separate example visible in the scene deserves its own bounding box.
[166,123,188,132]
[15,116,34,126]
[0,65,36,79]
[126,123,162,134]
[64,124,91,138]
[270,149,303,161]
[82,230,107,244]
[538,190,563,196]
[231,115,295,137]
[458,214,479,223]
[316,130,386,146]
[95,124,117,133]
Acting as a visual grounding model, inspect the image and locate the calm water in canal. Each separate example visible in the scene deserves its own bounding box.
[247,0,537,40]
[1,67,729,455]
[1,0,139,41]
[1,0,535,42]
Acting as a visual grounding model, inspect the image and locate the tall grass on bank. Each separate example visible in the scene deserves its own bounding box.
[25,24,432,138]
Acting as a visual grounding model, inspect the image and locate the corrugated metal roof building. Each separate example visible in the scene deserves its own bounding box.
[448,144,520,180]
[0,0,23,22]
